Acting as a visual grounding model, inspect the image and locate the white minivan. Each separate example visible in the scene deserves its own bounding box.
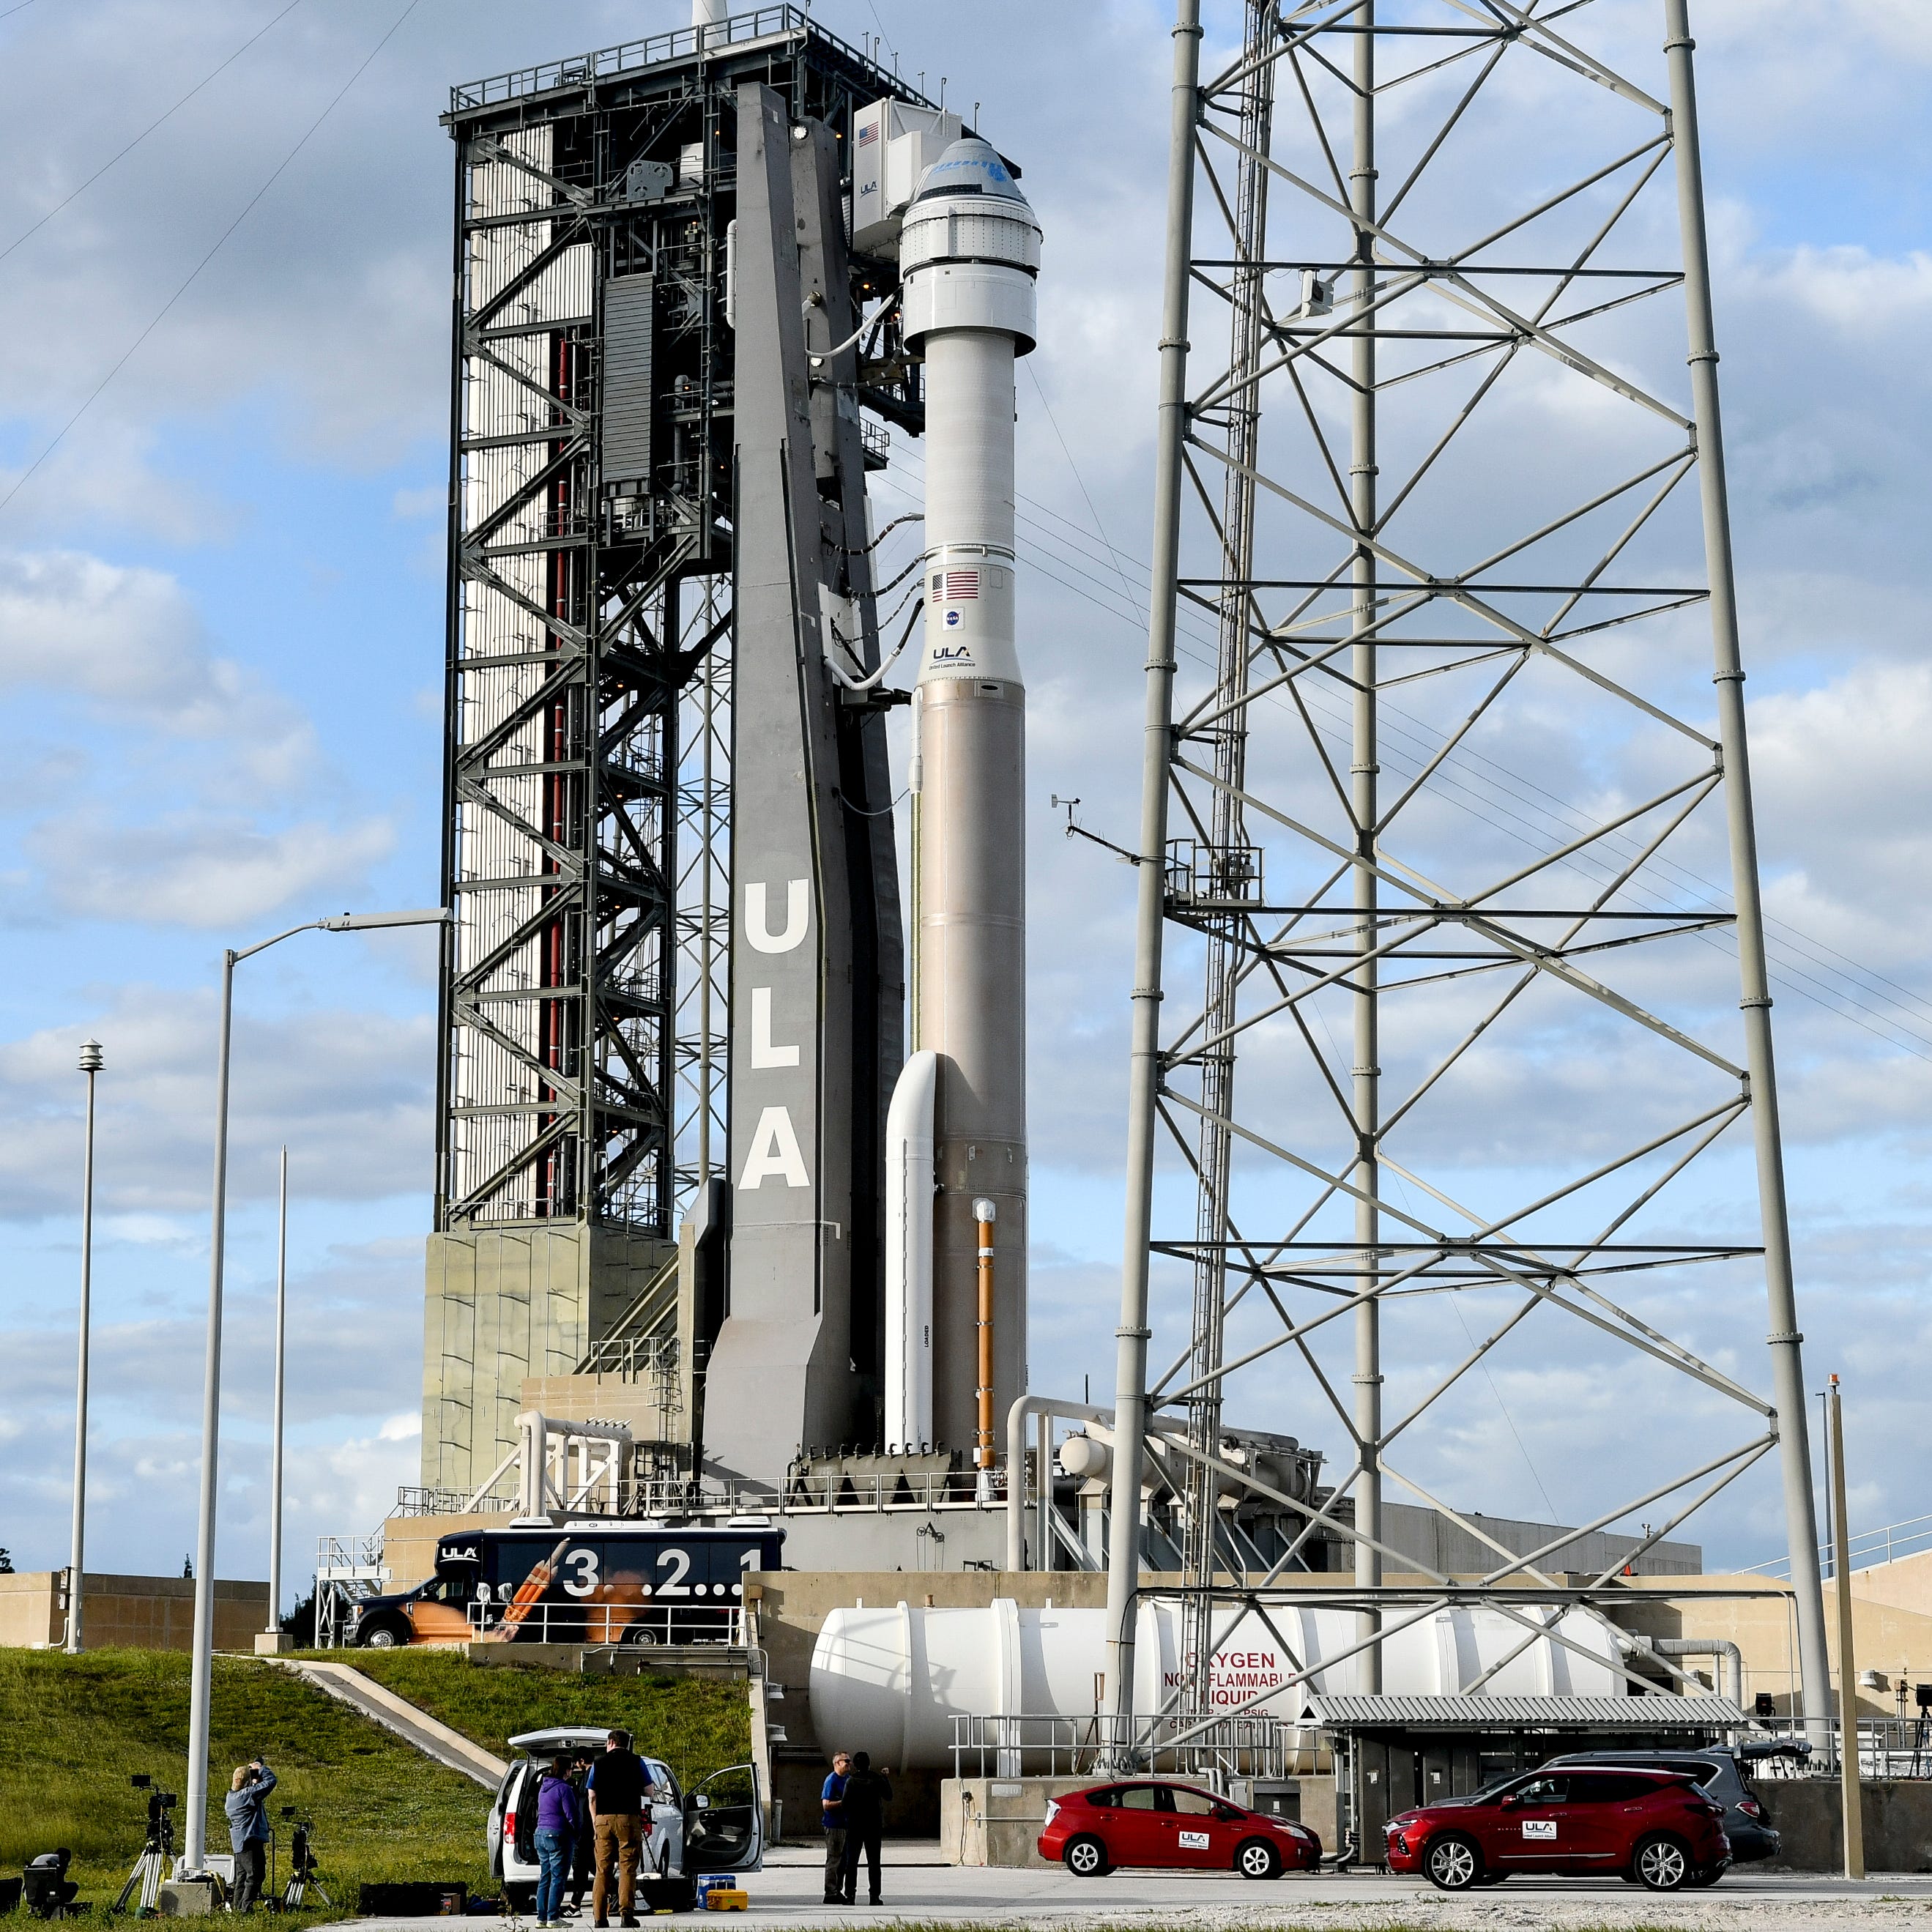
[487,1728,764,1913]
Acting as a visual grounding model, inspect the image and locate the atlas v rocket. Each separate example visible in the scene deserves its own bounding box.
[886,142,1042,1466]
[699,99,1040,1487]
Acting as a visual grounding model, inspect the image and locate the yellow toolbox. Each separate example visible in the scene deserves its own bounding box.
[701,1890,748,1911]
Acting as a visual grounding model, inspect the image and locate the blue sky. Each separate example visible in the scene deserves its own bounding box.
[1,0,1929,1603]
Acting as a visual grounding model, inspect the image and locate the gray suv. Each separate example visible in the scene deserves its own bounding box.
[1543,1744,1805,1865]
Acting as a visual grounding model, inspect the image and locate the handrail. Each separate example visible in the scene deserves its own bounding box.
[449,7,935,117]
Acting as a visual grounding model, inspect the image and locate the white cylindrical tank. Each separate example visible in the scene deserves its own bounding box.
[809,1597,1627,1770]
[887,140,1041,1465]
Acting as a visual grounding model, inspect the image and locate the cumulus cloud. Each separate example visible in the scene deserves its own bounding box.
[0,984,436,1217]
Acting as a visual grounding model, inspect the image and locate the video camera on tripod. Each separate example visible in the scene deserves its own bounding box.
[112,1773,178,1917]
[278,1805,330,1911]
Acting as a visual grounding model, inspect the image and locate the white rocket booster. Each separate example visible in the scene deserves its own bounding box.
[885,140,1041,1458]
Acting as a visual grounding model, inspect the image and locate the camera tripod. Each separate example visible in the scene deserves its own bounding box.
[281,1816,332,1911]
[112,1799,177,1916]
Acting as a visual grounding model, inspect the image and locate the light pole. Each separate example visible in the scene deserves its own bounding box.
[181,908,448,1872]
[65,1038,103,1654]
[265,1145,288,1648]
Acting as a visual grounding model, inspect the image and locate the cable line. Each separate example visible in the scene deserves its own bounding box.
[0,0,422,521]
[0,0,308,268]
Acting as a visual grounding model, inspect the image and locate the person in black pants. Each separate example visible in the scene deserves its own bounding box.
[565,1752,595,1916]
[839,1752,892,1906]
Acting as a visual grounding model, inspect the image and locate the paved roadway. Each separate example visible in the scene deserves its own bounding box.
[343,1843,1932,1931]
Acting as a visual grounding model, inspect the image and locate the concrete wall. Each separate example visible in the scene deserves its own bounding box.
[421,1225,673,1498]
[1758,1779,1932,1873]
[1616,1574,1932,1717]
[1381,1503,1700,1578]
[0,1572,268,1652]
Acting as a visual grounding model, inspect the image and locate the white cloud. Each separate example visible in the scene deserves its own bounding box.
[27,809,395,927]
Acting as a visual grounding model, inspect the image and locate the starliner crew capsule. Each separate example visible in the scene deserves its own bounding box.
[885,140,1042,1469]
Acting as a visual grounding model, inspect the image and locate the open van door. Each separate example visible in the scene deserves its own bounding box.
[680,1764,764,1876]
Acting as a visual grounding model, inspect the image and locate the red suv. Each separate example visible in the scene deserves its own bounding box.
[1385,1766,1729,1891]
[1039,1781,1321,1880]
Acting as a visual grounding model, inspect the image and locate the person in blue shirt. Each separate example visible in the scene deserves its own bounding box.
[223,1759,278,1913]
[820,1751,852,1905]
[533,1763,584,1928]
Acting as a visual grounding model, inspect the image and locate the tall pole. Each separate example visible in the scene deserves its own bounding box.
[66,1039,103,1654]
[1104,0,1201,1755]
[184,950,236,1871]
[179,907,446,1870]
[1829,1375,1863,1878]
[267,1145,289,1637]
[1348,0,1383,1688]
[1663,0,1831,1750]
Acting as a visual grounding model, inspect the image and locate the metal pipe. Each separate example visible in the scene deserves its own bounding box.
[65,1038,103,1654]
[974,1198,997,1475]
[1829,1374,1864,1876]
[183,948,236,1871]
[267,1145,288,1638]
[1006,1394,1112,1571]
[1349,0,1383,1693]
[1662,0,1831,1754]
[1644,1635,1744,1706]
[1105,0,1202,1758]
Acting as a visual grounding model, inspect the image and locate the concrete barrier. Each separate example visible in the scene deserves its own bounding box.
[1759,1778,1932,1873]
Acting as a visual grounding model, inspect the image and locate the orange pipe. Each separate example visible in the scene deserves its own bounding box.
[974,1198,996,1471]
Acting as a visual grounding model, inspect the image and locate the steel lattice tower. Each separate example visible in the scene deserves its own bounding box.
[1105,0,1832,1744]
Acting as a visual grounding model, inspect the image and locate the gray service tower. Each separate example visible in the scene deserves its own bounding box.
[421,9,1036,1504]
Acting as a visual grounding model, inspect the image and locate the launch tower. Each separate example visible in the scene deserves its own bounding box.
[422,11,937,1496]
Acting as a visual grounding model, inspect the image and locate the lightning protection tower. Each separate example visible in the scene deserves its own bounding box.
[1104,0,1832,1746]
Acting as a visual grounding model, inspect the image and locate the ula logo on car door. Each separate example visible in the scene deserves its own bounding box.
[1523,1820,1557,1839]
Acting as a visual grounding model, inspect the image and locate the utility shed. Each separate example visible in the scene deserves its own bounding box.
[1305,1694,1750,1864]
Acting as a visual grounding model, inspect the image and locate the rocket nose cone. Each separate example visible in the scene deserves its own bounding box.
[912,135,1031,212]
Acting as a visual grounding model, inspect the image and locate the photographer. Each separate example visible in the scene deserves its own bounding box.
[224,1759,278,1913]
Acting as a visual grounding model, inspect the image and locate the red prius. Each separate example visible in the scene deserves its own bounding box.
[1039,1781,1322,1880]
[1384,1766,1731,1891]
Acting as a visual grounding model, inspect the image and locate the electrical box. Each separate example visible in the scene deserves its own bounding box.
[851,98,962,259]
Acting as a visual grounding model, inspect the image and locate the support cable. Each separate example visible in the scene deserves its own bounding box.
[0,0,424,521]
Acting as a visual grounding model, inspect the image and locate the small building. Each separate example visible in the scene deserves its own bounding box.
[1305,1692,1750,1858]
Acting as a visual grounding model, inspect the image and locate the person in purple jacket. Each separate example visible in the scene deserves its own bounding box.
[534,1761,585,1928]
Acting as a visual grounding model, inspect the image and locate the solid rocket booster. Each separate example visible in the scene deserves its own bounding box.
[886,140,1041,1457]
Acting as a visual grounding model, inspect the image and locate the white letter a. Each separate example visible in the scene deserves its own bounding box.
[740,1105,809,1189]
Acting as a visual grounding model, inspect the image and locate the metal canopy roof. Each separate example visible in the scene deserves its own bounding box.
[1304,1695,1749,1734]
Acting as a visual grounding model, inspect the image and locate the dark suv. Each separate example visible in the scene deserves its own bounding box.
[1542,1745,1801,1865]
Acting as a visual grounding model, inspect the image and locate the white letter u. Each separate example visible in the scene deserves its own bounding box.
[746,879,810,954]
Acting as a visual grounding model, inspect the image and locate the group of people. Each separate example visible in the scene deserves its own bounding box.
[819,1751,893,1906]
[529,1728,661,1928]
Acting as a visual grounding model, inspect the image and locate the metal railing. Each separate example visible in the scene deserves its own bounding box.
[948,1712,1304,1783]
[1739,1509,1932,1578]
[465,1596,748,1649]
[449,7,925,115]
[780,1468,1006,1512]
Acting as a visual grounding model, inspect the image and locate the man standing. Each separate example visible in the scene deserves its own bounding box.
[820,1752,851,1905]
[839,1751,892,1907]
[224,1758,277,1913]
[587,1728,646,1928]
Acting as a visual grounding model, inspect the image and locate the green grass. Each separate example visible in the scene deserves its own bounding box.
[304,1649,751,1788]
[0,1649,491,1920]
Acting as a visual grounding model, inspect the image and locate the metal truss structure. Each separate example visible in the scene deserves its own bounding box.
[435,11,925,1241]
[1106,0,1832,1742]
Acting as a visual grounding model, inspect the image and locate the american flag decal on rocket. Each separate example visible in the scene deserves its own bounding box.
[943,569,981,600]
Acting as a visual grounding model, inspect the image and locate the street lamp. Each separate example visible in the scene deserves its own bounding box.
[66,1038,103,1653]
[266,1145,289,1649]
[181,908,449,1872]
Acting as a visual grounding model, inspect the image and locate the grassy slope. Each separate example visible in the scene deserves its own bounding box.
[0,1649,490,1917]
[309,1650,751,1790]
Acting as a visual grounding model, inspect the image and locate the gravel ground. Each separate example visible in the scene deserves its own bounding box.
[341,1850,1932,1932]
